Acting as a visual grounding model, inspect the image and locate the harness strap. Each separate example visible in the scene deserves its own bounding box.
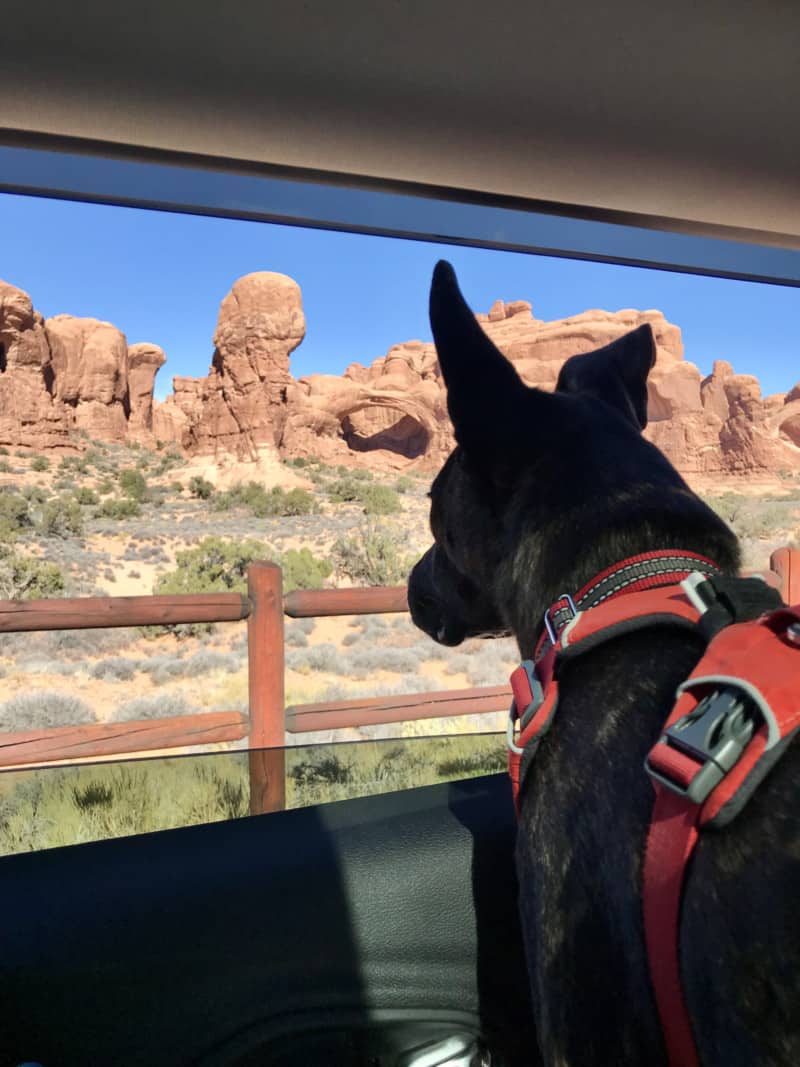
[643,603,800,1065]
[508,559,796,1067]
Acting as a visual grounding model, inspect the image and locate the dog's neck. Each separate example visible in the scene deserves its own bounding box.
[501,485,741,659]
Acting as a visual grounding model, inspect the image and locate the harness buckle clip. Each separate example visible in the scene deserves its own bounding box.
[544,593,577,645]
[645,688,757,804]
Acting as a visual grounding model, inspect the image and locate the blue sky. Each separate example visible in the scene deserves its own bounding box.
[1,192,797,401]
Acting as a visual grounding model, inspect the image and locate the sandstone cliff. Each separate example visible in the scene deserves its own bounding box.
[2,273,798,480]
[0,279,165,450]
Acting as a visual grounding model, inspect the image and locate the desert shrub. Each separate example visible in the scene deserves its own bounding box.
[326,477,362,503]
[0,460,10,473]
[213,481,316,517]
[0,446,8,455]
[285,643,341,674]
[119,469,148,502]
[30,455,49,472]
[327,479,400,515]
[272,488,317,516]
[290,753,353,787]
[359,615,389,637]
[97,478,114,495]
[59,455,89,475]
[347,647,419,676]
[96,497,141,520]
[291,617,316,635]
[436,749,507,777]
[38,496,84,538]
[0,690,95,733]
[74,487,99,506]
[342,631,360,647]
[285,629,309,648]
[281,547,333,591]
[0,545,65,599]
[22,485,48,504]
[183,650,239,675]
[393,475,414,493]
[188,475,214,500]
[333,521,414,585]
[90,657,139,682]
[359,484,401,515]
[285,457,308,468]
[155,537,271,596]
[139,654,187,682]
[112,693,199,722]
[153,450,185,476]
[0,490,32,539]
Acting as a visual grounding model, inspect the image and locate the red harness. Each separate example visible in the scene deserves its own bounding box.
[507,550,800,1067]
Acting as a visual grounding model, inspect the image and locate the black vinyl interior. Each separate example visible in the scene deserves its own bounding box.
[0,773,537,1066]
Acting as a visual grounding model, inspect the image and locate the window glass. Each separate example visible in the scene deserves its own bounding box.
[0,187,797,812]
[0,735,506,855]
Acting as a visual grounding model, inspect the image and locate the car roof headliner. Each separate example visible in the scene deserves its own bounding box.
[1,0,798,248]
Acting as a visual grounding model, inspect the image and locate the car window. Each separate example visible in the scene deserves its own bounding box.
[0,734,506,856]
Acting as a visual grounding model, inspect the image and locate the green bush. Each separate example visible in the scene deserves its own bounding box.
[153,450,185,476]
[0,491,32,540]
[359,484,401,515]
[155,537,331,596]
[154,537,271,597]
[333,521,414,585]
[327,479,400,515]
[271,488,317,516]
[394,475,414,493]
[97,478,114,495]
[327,478,362,503]
[0,460,10,473]
[188,475,214,500]
[212,481,317,517]
[38,496,84,538]
[22,485,48,504]
[59,455,89,475]
[96,498,141,520]
[119,469,148,502]
[74,487,99,506]
[281,547,333,590]
[0,544,65,599]
[30,455,49,472]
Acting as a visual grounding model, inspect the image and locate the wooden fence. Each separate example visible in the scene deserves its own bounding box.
[0,548,798,814]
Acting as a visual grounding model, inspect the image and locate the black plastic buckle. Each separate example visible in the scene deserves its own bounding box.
[645,689,756,804]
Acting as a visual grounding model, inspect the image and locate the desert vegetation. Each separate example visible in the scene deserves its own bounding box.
[0,438,797,855]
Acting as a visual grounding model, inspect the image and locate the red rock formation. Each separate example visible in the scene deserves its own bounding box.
[283,301,799,477]
[0,281,69,449]
[153,272,305,457]
[1,272,797,480]
[127,343,167,440]
[0,279,165,449]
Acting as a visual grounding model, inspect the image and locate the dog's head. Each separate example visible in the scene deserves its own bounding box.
[408,260,738,655]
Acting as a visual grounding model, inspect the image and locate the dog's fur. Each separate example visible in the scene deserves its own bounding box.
[408,261,800,1066]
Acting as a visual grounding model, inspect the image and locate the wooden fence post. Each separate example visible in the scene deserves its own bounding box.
[247,561,286,815]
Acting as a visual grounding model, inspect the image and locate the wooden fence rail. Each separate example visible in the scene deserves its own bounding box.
[0,549,798,815]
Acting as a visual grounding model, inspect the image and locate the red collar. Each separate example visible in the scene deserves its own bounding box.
[533,549,721,660]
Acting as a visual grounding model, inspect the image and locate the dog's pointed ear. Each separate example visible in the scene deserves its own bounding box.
[555,323,656,430]
[430,260,531,457]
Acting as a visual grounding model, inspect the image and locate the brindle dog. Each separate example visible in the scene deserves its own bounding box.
[408,261,799,1066]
